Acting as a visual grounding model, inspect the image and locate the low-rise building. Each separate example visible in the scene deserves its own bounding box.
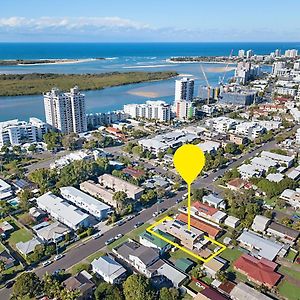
[60,186,110,220]
[193,201,227,224]
[36,192,90,230]
[280,188,300,209]
[233,254,281,288]
[16,237,41,256]
[139,230,175,254]
[113,240,163,278]
[251,215,271,233]
[91,256,127,284]
[156,218,205,251]
[197,141,221,155]
[98,174,144,200]
[0,179,13,201]
[176,213,221,239]
[80,180,117,207]
[203,258,226,278]
[157,263,187,288]
[202,194,226,209]
[63,271,95,300]
[235,122,266,140]
[266,221,299,245]
[224,216,240,228]
[34,221,70,243]
[0,221,14,234]
[237,230,285,261]
[260,151,294,168]
[0,249,15,269]
[230,282,273,300]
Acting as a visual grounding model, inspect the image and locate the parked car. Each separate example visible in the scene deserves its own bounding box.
[42,260,52,267]
[105,238,115,245]
[92,232,102,239]
[5,280,15,288]
[115,234,123,240]
[152,212,158,217]
[54,254,64,261]
[134,222,143,228]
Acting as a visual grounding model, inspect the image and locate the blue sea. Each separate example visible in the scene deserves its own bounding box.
[0,42,299,121]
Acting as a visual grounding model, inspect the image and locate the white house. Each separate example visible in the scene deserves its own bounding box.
[91,256,127,284]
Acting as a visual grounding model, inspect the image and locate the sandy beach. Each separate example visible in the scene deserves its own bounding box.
[17,58,97,66]
[127,90,160,98]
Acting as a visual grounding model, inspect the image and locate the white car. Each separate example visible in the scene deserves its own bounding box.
[92,232,102,239]
[42,260,52,267]
[54,254,63,261]
[115,234,123,240]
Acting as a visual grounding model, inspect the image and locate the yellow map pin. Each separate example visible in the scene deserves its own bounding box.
[173,144,205,229]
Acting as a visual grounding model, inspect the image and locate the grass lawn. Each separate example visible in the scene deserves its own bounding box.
[278,280,300,300]
[219,247,243,263]
[86,250,105,263]
[187,281,203,293]
[0,242,5,252]
[169,248,200,264]
[279,266,300,281]
[8,228,33,247]
[286,250,298,262]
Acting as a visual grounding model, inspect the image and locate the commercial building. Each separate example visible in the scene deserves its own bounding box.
[251,215,271,233]
[91,256,127,284]
[234,61,260,84]
[220,90,257,106]
[0,118,49,147]
[36,192,90,230]
[44,86,87,134]
[175,77,194,101]
[284,49,298,58]
[266,221,299,245]
[80,180,117,208]
[233,254,281,288]
[60,186,110,220]
[124,100,171,122]
[237,230,285,261]
[98,174,144,200]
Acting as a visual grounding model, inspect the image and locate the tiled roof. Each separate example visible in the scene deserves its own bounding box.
[233,254,281,287]
[193,201,218,216]
[176,213,220,238]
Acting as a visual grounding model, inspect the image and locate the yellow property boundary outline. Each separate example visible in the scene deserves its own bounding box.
[146,216,226,263]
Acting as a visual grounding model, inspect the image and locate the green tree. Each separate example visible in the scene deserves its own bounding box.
[159,287,179,300]
[62,133,79,150]
[43,131,62,151]
[94,282,123,300]
[12,272,42,299]
[18,189,33,211]
[224,143,238,154]
[28,144,37,152]
[140,189,157,205]
[113,191,128,213]
[43,273,62,299]
[123,274,155,300]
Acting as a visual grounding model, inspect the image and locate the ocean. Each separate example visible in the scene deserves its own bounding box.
[0,42,298,121]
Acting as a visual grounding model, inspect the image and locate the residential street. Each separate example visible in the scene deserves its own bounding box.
[0,137,279,299]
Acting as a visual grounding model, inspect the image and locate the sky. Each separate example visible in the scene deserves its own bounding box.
[1,0,299,42]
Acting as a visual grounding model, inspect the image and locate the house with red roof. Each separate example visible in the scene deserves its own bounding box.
[176,213,221,239]
[233,254,281,288]
[122,166,145,179]
[193,201,227,224]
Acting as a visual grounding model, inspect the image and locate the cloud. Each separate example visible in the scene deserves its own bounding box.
[0,16,150,31]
